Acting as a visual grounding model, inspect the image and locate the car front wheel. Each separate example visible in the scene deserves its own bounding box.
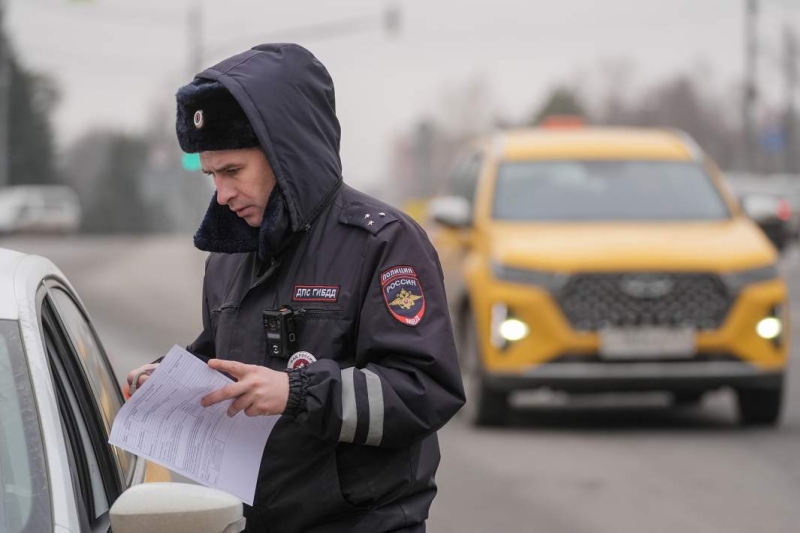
[736,380,783,427]
[671,391,705,407]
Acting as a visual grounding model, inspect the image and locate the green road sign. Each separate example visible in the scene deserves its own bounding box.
[182,152,202,172]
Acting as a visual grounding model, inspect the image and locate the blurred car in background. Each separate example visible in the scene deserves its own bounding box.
[0,185,81,235]
[725,173,800,250]
[738,193,794,251]
[429,127,789,427]
[0,248,244,533]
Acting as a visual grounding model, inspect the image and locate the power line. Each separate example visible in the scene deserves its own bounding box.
[207,16,375,62]
[19,3,398,80]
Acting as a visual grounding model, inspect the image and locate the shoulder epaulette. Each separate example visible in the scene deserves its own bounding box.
[339,203,399,235]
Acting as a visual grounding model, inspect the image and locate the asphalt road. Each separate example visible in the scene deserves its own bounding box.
[3,235,800,533]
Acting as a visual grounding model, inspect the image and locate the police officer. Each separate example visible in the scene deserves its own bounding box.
[126,44,465,532]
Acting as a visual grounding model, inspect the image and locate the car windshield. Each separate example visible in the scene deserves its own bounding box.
[492,160,731,221]
[0,320,52,533]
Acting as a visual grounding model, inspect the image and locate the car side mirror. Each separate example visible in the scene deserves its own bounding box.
[740,193,779,224]
[110,483,245,533]
[740,193,789,252]
[428,196,473,229]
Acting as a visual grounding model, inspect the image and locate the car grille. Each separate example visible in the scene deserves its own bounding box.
[557,272,732,331]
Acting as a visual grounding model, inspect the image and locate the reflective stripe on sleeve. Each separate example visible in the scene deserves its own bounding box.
[339,367,357,443]
[362,369,384,446]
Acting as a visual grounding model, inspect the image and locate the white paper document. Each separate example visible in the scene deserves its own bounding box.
[109,345,278,505]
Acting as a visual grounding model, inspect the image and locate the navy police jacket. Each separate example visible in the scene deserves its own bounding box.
[184,44,465,532]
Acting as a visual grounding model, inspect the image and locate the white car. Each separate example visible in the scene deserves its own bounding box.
[0,247,244,533]
[0,186,81,235]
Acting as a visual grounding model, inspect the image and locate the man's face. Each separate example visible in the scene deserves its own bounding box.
[201,148,276,228]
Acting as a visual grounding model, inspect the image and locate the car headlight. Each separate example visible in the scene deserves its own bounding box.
[757,304,785,347]
[721,264,780,293]
[491,303,529,349]
[492,263,570,292]
[499,319,529,342]
[757,317,782,340]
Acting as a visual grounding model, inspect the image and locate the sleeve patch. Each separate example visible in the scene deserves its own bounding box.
[381,265,426,327]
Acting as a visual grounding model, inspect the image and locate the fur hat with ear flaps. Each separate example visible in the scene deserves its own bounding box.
[176,80,260,153]
[175,44,344,262]
[176,78,274,259]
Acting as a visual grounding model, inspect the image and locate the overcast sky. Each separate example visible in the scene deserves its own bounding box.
[8,0,800,189]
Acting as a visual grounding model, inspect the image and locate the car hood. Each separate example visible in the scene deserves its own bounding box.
[488,218,777,272]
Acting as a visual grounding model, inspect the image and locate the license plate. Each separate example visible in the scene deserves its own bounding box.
[599,327,696,359]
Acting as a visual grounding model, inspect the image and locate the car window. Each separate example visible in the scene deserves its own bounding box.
[493,160,731,221]
[48,288,133,480]
[449,152,483,206]
[0,320,52,533]
[44,325,110,523]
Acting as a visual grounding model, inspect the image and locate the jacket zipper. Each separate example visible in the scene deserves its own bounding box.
[253,258,279,289]
[296,178,342,233]
[294,307,343,319]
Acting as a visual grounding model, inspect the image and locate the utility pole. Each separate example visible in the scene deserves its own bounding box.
[187,0,203,77]
[743,0,759,172]
[0,0,10,189]
[783,24,798,173]
[384,5,401,37]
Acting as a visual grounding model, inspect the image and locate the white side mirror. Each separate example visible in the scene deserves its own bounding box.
[110,483,245,533]
[428,196,472,228]
[740,193,780,223]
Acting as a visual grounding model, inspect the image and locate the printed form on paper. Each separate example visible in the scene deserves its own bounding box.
[109,345,278,505]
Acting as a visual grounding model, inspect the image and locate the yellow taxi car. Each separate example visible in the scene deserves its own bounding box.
[428,127,789,426]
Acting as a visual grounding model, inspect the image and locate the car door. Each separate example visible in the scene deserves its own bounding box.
[432,151,484,317]
[41,298,120,533]
[46,285,134,481]
[38,283,138,532]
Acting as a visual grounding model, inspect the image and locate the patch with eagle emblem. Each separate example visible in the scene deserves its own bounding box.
[380,265,426,326]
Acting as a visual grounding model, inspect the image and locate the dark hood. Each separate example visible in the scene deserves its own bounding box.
[191,43,343,259]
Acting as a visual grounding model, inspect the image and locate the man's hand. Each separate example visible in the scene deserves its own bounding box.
[126,363,160,395]
[201,359,290,417]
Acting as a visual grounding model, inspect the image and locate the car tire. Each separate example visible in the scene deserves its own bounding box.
[671,391,704,407]
[460,313,508,427]
[736,382,783,427]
